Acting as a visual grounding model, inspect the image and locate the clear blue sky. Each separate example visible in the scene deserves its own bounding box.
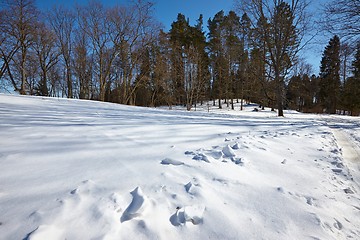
[36,0,233,31]
[153,0,234,30]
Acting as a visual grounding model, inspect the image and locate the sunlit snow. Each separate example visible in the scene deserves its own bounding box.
[0,94,359,239]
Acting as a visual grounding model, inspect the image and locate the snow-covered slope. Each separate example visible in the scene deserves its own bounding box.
[0,94,359,240]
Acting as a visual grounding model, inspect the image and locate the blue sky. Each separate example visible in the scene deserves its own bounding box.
[36,0,233,31]
[35,0,327,73]
[153,0,234,30]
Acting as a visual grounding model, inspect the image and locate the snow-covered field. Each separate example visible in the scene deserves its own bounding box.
[0,94,359,240]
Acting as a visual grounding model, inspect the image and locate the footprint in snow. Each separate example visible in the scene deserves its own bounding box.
[192,153,210,163]
[161,158,184,166]
[170,205,205,226]
[184,181,202,196]
[333,219,343,230]
[232,143,240,150]
[222,145,236,158]
[209,150,223,160]
[121,187,148,222]
[69,179,97,195]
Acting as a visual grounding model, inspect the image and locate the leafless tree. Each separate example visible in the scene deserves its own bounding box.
[32,22,60,96]
[48,6,75,98]
[323,0,360,43]
[73,26,92,99]
[108,0,160,104]
[1,0,38,94]
[77,1,118,101]
[236,0,311,116]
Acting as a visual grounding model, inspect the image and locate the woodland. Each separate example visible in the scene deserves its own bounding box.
[0,0,359,116]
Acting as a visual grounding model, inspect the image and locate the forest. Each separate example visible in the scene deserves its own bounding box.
[0,0,359,116]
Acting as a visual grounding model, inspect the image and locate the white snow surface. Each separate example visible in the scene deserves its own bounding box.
[0,94,359,240]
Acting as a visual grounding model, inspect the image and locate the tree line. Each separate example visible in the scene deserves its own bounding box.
[1,0,359,115]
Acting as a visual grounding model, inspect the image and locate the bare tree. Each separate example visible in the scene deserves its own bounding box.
[324,0,360,43]
[236,0,310,116]
[1,0,38,94]
[108,0,160,104]
[32,22,60,96]
[48,6,75,98]
[339,43,354,83]
[0,9,19,88]
[73,26,92,99]
[77,1,117,102]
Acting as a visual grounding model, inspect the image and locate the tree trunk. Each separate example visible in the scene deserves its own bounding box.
[276,74,284,117]
[66,63,72,98]
[20,47,27,95]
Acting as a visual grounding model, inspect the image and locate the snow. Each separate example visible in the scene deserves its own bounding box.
[0,94,359,240]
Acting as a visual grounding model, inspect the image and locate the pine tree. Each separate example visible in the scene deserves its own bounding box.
[319,35,341,114]
[238,0,306,116]
[208,11,226,109]
[169,13,208,110]
[238,13,251,110]
[342,42,360,115]
[223,11,241,110]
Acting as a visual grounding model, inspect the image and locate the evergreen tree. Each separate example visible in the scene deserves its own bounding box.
[208,11,226,108]
[342,42,360,115]
[238,0,307,116]
[223,11,241,110]
[319,35,341,114]
[169,13,208,110]
[286,74,313,112]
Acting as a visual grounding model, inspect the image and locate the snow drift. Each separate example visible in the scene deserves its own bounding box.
[0,94,359,239]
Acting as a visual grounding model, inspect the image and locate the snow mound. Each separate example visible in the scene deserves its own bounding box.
[222,145,236,158]
[121,187,148,222]
[170,205,205,226]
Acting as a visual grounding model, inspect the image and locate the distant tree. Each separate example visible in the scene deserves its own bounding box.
[208,11,226,109]
[48,6,75,98]
[319,35,341,114]
[0,0,39,94]
[73,25,92,100]
[339,43,354,83]
[323,0,360,43]
[157,31,176,108]
[238,13,251,110]
[32,22,60,96]
[169,13,208,110]
[236,0,309,116]
[286,73,313,112]
[248,47,266,106]
[169,13,190,106]
[77,1,113,102]
[342,42,360,115]
[107,0,160,105]
[223,11,241,110]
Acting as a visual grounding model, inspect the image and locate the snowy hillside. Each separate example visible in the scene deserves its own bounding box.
[0,94,359,240]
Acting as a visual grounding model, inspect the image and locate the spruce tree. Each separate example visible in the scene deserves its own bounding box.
[319,35,341,114]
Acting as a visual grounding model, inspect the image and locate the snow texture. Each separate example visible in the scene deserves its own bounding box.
[0,94,360,240]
